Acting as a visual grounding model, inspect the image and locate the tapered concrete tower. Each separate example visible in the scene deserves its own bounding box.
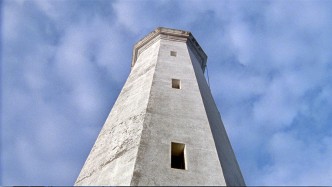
[75,27,245,186]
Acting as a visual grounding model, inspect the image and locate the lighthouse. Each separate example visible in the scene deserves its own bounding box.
[75,27,245,186]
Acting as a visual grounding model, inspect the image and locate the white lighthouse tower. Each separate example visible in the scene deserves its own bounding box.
[75,27,245,186]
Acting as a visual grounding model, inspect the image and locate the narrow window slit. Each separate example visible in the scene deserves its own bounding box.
[171,142,186,170]
[170,51,177,57]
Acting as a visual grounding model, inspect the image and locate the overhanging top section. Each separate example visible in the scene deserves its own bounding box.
[131,27,208,72]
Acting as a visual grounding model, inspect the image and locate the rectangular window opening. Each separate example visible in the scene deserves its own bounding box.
[170,51,177,57]
[171,142,186,170]
[172,79,181,89]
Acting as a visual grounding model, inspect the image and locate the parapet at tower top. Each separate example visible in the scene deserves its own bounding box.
[131,27,208,72]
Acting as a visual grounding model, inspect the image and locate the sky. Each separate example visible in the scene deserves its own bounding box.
[1,0,332,185]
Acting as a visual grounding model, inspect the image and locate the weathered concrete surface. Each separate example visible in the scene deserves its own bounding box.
[130,38,226,186]
[75,27,245,186]
[189,45,246,186]
[75,39,160,186]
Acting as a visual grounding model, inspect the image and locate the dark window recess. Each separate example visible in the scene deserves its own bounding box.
[172,79,181,89]
[171,142,186,170]
[170,51,177,56]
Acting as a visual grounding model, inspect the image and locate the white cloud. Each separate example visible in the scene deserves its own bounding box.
[2,0,125,184]
[113,1,163,34]
[258,132,332,185]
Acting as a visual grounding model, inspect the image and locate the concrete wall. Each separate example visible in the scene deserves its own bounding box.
[130,39,226,186]
[75,41,160,185]
[189,46,246,186]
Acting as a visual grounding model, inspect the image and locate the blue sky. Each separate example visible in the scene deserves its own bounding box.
[2,0,332,185]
